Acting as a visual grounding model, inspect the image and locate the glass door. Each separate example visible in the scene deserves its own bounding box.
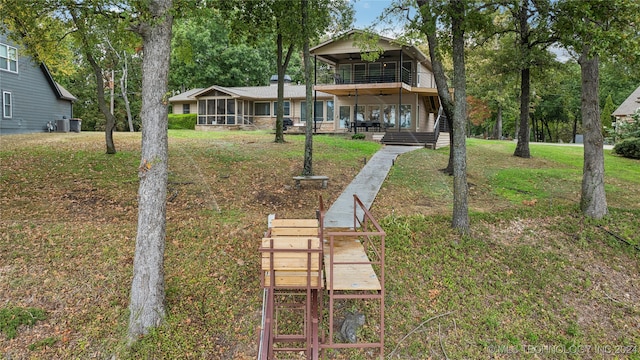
[339,106,350,129]
[338,64,351,84]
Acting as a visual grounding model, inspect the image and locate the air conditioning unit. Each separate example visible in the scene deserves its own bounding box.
[56,118,70,132]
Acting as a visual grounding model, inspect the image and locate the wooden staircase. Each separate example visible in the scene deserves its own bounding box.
[381,107,450,148]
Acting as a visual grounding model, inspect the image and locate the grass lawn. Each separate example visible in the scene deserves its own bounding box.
[1,132,638,359]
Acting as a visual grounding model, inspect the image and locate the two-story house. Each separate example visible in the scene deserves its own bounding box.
[0,32,77,135]
[168,30,449,147]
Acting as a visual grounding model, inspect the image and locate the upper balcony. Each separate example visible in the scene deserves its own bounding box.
[310,30,437,96]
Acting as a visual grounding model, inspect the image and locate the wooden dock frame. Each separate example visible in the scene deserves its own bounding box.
[257,195,385,359]
[319,195,385,359]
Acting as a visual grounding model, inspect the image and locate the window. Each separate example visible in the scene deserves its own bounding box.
[182,104,190,114]
[368,105,380,122]
[326,100,334,122]
[255,102,270,116]
[356,105,365,122]
[369,63,381,83]
[0,44,18,73]
[400,104,412,128]
[314,101,324,122]
[197,98,239,124]
[198,100,207,124]
[3,91,12,118]
[383,62,396,82]
[354,63,366,83]
[338,64,351,84]
[273,101,290,116]
[383,105,396,128]
[301,101,325,122]
[339,106,350,129]
[227,99,235,124]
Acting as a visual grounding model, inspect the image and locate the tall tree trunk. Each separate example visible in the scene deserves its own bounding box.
[514,67,531,157]
[495,104,503,139]
[544,119,552,142]
[302,0,313,176]
[274,30,294,144]
[450,0,469,233]
[128,0,173,342]
[513,1,531,158]
[578,49,607,219]
[275,33,285,143]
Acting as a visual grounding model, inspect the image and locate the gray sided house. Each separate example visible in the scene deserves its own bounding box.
[0,33,77,135]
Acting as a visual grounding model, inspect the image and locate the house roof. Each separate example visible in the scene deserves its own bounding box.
[310,29,431,70]
[39,63,77,102]
[56,82,77,102]
[169,88,205,102]
[612,85,640,117]
[169,84,332,102]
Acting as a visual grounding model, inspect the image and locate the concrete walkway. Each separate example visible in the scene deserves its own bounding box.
[323,145,422,228]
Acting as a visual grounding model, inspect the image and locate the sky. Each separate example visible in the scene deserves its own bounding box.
[351,0,396,31]
[350,0,415,37]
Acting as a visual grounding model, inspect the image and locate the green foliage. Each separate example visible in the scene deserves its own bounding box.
[0,306,47,339]
[601,94,615,130]
[351,133,366,140]
[170,11,275,89]
[168,114,197,130]
[28,337,59,351]
[613,138,640,159]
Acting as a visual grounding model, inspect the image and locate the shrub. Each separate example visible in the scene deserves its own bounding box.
[608,109,640,143]
[351,133,366,140]
[168,114,197,130]
[613,138,640,159]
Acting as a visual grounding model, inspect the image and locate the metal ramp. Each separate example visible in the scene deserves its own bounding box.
[258,195,385,359]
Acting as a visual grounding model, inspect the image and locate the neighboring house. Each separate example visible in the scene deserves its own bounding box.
[168,30,449,147]
[0,33,77,135]
[612,85,640,124]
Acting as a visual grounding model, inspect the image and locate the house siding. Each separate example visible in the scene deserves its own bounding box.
[0,33,73,135]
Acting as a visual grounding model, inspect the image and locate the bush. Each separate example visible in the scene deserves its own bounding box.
[351,133,366,140]
[613,138,640,159]
[168,114,197,130]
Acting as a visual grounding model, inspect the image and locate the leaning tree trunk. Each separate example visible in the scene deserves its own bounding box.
[120,53,135,132]
[450,0,470,234]
[578,49,608,219]
[424,28,455,175]
[71,9,118,154]
[128,0,173,342]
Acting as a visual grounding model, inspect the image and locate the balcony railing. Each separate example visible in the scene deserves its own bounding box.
[317,67,414,87]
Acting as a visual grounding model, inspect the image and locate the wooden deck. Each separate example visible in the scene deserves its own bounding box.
[261,219,323,288]
[324,237,381,291]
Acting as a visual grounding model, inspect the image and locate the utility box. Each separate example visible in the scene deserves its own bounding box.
[69,118,82,132]
[56,118,70,132]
